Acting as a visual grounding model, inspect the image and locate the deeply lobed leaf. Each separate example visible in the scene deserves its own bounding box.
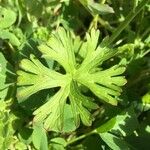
[17,27,126,132]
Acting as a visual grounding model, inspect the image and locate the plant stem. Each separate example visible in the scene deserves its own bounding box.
[97,16,114,32]
[66,130,97,146]
[104,0,149,47]
[141,27,150,39]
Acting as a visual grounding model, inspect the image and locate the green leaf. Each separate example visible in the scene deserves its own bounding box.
[0,53,7,89]
[76,65,126,105]
[100,132,131,150]
[0,53,9,100]
[142,92,150,104]
[78,28,100,58]
[110,107,139,136]
[18,127,32,145]
[39,28,76,73]
[96,117,116,133]
[49,143,65,150]
[63,104,76,132]
[17,54,71,102]
[14,142,27,150]
[88,2,114,15]
[0,7,16,29]
[0,101,19,149]
[33,86,70,131]
[97,106,139,135]
[50,137,67,147]
[0,30,20,46]
[69,81,98,127]
[142,92,150,111]
[17,27,126,132]
[79,0,114,15]
[32,123,48,150]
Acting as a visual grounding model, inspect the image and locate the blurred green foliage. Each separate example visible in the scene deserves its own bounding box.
[0,0,150,149]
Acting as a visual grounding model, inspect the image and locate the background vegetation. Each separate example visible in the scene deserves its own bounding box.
[0,0,150,149]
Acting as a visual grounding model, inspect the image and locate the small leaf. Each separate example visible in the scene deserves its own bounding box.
[142,92,150,111]
[0,53,7,89]
[0,53,9,100]
[18,127,32,145]
[63,104,76,132]
[49,137,66,150]
[32,123,48,150]
[50,137,67,147]
[110,107,139,136]
[96,117,116,133]
[142,92,150,104]
[14,142,27,150]
[100,132,131,150]
[0,7,16,29]
[79,0,114,15]
[0,30,20,46]
[88,2,114,15]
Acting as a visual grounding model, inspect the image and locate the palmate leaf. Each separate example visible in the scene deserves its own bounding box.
[17,27,126,132]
